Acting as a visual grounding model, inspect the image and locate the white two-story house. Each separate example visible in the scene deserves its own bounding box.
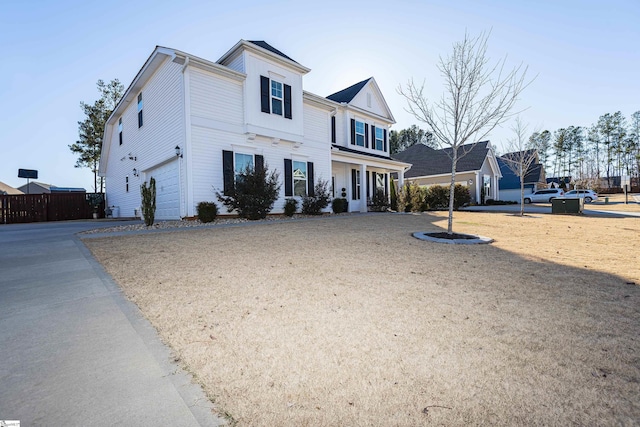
[99,40,410,219]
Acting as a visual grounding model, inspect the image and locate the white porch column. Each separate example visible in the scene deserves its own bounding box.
[360,163,367,212]
[475,171,481,203]
[398,168,405,188]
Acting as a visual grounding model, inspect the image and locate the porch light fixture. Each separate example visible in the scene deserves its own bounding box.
[132,168,139,177]
[175,145,183,158]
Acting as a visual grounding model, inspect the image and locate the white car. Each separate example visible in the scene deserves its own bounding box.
[523,188,565,204]
[564,189,598,203]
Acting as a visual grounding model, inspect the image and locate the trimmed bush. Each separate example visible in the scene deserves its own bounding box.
[140,177,156,227]
[197,201,218,223]
[302,179,331,215]
[424,184,471,210]
[425,185,448,209]
[216,163,281,220]
[369,189,389,212]
[284,198,298,217]
[332,198,347,214]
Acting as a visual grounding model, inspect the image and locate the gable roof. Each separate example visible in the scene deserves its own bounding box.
[497,150,545,189]
[392,141,491,178]
[326,78,371,103]
[0,181,23,195]
[247,40,298,63]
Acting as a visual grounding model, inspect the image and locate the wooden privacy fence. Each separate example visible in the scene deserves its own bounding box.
[0,193,105,224]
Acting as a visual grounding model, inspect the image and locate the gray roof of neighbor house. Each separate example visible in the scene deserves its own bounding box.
[326,78,371,103]
[247,40,298,63]
[392,141,491,178]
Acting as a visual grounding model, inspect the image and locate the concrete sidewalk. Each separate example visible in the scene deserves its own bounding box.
[0,221,224,426]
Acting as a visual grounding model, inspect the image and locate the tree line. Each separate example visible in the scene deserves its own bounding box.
[528,111,640,188]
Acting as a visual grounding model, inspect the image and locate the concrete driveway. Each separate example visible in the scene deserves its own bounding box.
[0,221,223,426]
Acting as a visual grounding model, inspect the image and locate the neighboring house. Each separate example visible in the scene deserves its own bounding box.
[98,40,410,219]
[392,141,502,204]
[17,181,86,194]
[497,150,547,202]
[546,177,572,189]
[0,181,24,195]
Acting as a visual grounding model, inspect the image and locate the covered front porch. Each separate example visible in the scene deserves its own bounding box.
[331,147,411,212]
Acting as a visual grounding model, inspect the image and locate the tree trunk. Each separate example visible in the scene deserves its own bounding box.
[448,151,457,235]
[520,176,525,216]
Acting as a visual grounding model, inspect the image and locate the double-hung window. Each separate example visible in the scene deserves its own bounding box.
[293,161,307,197]
[284,159,314,197]
[375,127,384,151]
[260,76,292,119]
[355,121,365,146]
[137,93,143,128]
[234,153,254,183]
[271,80,283,116]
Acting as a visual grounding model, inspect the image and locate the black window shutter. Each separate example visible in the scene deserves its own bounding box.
[260,76,270,113]
[351,169,357,200]
[284,159,293,196]
[331,116,336,143]
[255,154,264,173]
[371,126,376,149]
[350,119,355,145]
[365,124,369,148]
[307,162,314,196]
[284,84,292,119]
[384,129,388,152]
[366,171,371,198]
[222,150,234,196]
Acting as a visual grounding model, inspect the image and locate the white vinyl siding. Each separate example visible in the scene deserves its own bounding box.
[104,57,184,218]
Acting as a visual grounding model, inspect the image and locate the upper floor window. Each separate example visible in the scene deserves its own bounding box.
[375,127,384,151]
[118,118,123,145]
[355,121,365,147]
[271,80,283,116]
[260,76,292,119]
[137,93,143,128]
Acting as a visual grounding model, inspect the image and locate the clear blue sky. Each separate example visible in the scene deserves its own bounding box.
[1,0,638,190]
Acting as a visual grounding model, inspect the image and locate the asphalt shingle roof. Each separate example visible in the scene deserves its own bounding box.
[392,141,490,178]
[247,40,298,63]
[497,150,544,190]
[326,78,371,103]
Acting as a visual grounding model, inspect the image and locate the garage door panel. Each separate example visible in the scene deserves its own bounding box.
[147,160,179,220]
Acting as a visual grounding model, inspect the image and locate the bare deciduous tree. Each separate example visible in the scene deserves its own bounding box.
[501,117,539,216]
[399,31,530,234]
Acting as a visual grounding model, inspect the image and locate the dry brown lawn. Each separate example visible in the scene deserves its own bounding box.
[84,211,640,426]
